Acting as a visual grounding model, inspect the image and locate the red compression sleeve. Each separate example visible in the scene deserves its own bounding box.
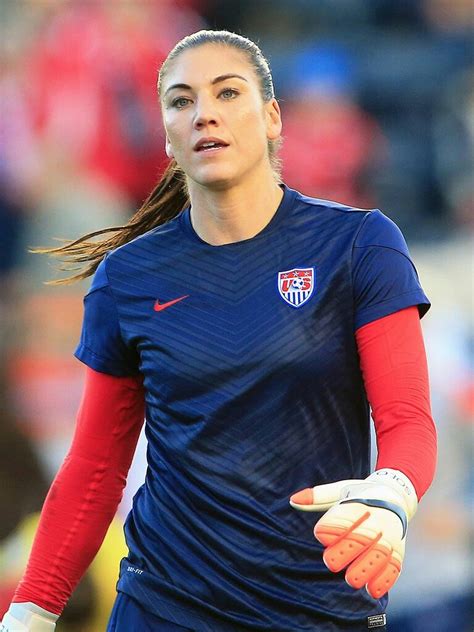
[13,367,145,615]
[356,306,437,500]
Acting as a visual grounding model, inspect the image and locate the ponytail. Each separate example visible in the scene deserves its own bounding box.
[34,161,188,285]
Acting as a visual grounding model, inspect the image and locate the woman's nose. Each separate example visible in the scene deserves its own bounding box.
[193,97,219,129]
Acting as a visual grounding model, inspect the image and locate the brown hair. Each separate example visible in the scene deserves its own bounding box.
[37,30,281,284]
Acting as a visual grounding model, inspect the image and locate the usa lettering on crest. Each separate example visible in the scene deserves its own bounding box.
[278,268,315,308]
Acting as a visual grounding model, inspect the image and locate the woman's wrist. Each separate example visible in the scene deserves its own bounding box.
[1,602,58,631]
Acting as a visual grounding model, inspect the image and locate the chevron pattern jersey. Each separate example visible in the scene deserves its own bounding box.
[75,185,430,631]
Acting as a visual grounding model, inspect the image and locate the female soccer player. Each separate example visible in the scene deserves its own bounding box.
[1,30,436,632]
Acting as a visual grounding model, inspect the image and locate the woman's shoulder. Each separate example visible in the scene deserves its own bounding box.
[87,214,185,292]
[292,187,372,217]
[292,187,404,242]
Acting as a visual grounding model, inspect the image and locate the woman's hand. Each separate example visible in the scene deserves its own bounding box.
[290,468,418,598]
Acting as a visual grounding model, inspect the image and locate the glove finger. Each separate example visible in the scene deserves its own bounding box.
[289,488,316,508]
[290,479,364,512]
[366,551,403,599]
[315,502,404,577]
[321,528,379,573]
[344,541,391,589]
[314,503,377,546]
[316,507,375,572]
[314,503,371,548]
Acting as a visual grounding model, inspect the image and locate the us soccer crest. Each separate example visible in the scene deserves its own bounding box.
[278,268,315,308]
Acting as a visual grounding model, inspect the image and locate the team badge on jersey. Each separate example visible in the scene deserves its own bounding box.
[278,268,315,308]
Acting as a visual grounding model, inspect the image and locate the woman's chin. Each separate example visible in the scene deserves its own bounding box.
[190,170,240,191]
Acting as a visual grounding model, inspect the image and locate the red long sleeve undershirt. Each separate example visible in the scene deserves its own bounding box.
[13,369,145,615]
[13,306,436,614]
[356,306,437,497]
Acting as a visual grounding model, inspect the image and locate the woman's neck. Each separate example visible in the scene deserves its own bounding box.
[187,173,284,246]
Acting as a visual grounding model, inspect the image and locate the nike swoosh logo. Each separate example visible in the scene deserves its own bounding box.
[154,295,189,312]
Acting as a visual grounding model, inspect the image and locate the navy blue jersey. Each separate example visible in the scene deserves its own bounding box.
[107,593,192,631]
[75,185,429,631]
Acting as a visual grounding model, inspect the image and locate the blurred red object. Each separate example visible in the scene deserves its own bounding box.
[281,95,384,208]
[25,2,202,202]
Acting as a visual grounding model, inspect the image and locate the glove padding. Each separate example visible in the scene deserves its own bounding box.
[1,603,58,632]
[290,468,418,599]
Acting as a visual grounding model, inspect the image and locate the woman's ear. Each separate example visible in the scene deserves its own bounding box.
[165,138,174,158]
[265,98,282,141]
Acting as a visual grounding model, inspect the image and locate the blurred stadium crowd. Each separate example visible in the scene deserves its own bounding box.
[0,1,472,631]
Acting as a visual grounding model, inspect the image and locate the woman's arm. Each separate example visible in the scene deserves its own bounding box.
[11,368,145,615]
[355,305,437,499]
[290,306,437,598]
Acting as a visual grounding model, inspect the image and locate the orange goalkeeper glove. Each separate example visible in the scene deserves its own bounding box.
[290,468,418,599]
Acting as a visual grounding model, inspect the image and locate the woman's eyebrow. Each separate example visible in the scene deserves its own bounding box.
[164,73,248,97]
[211,73,248,85]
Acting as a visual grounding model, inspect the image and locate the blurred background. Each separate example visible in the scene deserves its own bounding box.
[0,1,472,630]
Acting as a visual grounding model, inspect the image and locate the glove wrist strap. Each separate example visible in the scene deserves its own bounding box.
[8,602,59,625]
[368,468,418,520]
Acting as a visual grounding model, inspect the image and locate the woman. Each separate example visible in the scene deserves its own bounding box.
[1,30,436,632]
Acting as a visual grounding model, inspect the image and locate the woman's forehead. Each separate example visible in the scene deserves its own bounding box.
[162,44,256,90]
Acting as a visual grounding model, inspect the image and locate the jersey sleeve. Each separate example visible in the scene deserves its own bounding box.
[352,210,431,330]
[74,258,140,376]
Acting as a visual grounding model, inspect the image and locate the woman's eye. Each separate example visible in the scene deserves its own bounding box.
[220,88,238,99]
[172,97,191,109]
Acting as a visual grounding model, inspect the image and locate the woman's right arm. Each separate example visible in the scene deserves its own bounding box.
[1,367,145,630]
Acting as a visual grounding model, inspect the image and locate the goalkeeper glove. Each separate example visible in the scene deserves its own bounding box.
[1,603,58,632]
[290,468,418,599]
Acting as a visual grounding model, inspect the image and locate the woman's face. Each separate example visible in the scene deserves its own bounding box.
[160,44,282,189]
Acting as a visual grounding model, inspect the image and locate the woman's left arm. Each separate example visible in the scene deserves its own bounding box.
[355,305,437,500]
[290,306,437,598]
